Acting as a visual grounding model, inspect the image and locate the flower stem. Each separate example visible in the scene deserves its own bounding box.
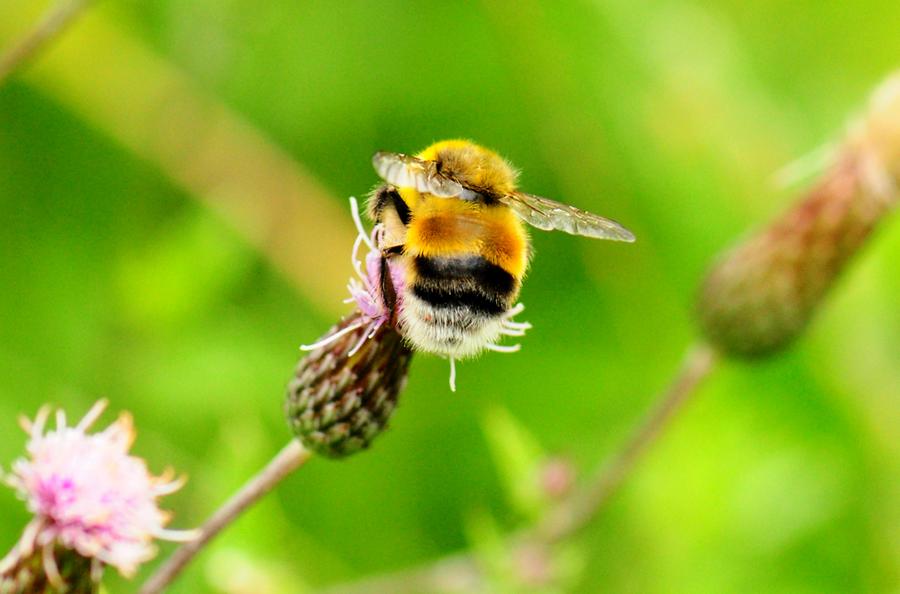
[139,440,312,594]
[317,343,719,593]
[536,343,718,542]
[0,0,93,86]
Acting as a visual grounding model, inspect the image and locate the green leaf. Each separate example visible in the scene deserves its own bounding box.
[481,406,546,520]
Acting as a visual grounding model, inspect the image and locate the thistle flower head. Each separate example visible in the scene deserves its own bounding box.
[301,198,407,353]
[289,198,414,457]
[1,400,195,586]
[847,73,900,194]
[697,73,899,357]
[288,312,413,458]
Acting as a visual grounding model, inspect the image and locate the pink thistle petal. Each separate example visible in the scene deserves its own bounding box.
[6,402,196,578]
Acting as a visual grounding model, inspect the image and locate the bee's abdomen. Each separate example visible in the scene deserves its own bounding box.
[400,255,519,358]
[411,255,517,315]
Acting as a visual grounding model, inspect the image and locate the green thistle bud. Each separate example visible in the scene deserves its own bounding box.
[286,312,414,458]
[698,75,900,357]
[0,547,97,594]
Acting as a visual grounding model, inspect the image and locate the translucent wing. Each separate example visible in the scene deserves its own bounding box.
[372,151,480,200]
[501,192,636,242]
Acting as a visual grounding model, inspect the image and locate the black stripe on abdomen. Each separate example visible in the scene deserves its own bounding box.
[411,255,516,316]
[415,256,516,293]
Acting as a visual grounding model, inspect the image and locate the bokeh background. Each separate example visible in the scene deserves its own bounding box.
[1,1,899,593]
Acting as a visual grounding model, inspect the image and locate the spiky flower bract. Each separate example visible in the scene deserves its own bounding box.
[287,198,413,457]
[287,311,413,457]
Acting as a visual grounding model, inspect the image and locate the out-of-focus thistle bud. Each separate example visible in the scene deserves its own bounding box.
[286,311,413,458]
[0,548,95,594]
[698,74,900,357]
[0,401,195,594]
[286,198,413,458]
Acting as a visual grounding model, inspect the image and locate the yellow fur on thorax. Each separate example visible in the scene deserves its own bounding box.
[400,187,530,279]
[417,140,519,196]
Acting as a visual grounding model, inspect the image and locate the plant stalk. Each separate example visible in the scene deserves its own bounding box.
[139,440,312,594]
[0,0,92,86]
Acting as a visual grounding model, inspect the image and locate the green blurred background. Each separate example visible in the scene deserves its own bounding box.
[1,1,899,592]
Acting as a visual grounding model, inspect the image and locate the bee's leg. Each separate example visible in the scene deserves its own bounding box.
[368,185,411,225]
[367,185,393,220]
[379,253,399,324]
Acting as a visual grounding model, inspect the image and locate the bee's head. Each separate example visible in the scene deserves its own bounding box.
[418,140,519,197]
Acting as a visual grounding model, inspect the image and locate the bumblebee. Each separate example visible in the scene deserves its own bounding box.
[367,140,634,368]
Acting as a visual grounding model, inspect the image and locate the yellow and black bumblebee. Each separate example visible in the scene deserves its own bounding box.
[367,139,634,364]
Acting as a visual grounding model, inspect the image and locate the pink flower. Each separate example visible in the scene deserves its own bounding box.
[346,197,406,330]
[1,400,196,583]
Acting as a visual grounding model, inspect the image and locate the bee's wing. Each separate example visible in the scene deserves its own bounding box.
[501,192,636,242]
[372,151,475,199]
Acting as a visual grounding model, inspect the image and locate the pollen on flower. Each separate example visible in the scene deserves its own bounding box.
[1,400,196,584]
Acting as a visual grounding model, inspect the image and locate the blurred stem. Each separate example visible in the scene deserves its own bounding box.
[139,440,312,594]
[320,553,481,594]
[0,0,91,86]
[536,343,718,542]
[8,11,356,311]
[319,343,719,594]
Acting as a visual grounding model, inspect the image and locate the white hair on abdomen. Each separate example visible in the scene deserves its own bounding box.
[400,293,505,359]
